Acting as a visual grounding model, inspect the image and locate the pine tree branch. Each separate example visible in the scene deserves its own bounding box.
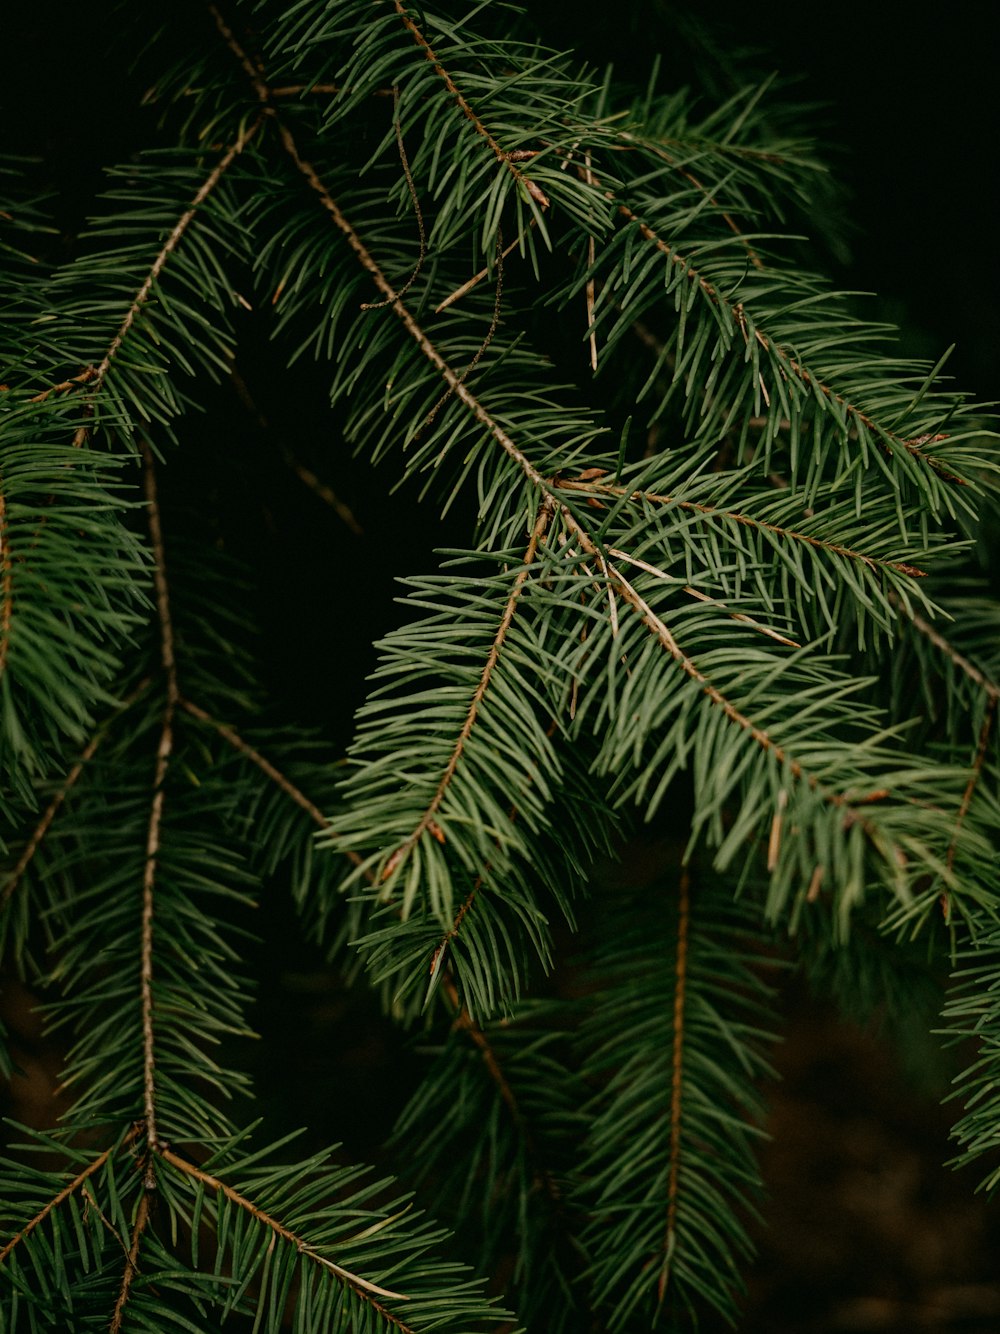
[157,1147,415,1318]
[895,603,1000,889]
[439,978,572,1249]
[0,679,151,910]
[614,202,962,481]
[592,551,884,835]
[177,696,365,867]
[250,103,914,853]
[66,115,264,446]
[658,866,690,1305]
[139,442,181,1153]
[613,132,764,270]
[381,499,553,883]
[949,696,996,878]
[392,0,550,210]
[108,1190,150,1334]
[902,606,1000,701]
[0,1130,138,1265]
[554,476,929,579]
[0,488,12,683]
[28,364,97,403]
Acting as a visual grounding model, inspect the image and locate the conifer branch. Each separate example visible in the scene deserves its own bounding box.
[28,364,97,403]
[382,499,552,882]
[392,1,550,210]
[158,1147,415,1318]
[0,679,151,909]
[256,119,909,847]
[68,115,264,446]
[894,607,999,883]
[139,442,180,1153]
[902,607,1000,700]
[658,866,690,1305]
[209,5,271,101]
[614,132,765,270]
[108,1190,150,1334]
[0,489,12,682]
[177,696,363,864]
[948,696,996,878]
[440,980,574,1252]
[614,203,963,481]
[0,1136,130,1265]
[591,550,883,834]
[554,477,928,579]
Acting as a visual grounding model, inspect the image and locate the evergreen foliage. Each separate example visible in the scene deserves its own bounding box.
[1,1,998,1328]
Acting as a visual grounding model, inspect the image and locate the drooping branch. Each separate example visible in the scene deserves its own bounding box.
[554,476,928,579]
[0,679,151,909]
[658,866,690,1304]
[158,1147,415,1324]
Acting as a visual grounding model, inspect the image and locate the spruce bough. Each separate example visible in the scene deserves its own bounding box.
[1,2,998,1328]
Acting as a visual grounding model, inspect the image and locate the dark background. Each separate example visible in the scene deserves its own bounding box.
[2,4,999,1331]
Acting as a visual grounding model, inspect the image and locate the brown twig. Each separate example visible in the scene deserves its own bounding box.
[361,89,426,311]
[393,1,549,210]
[658,866,691,1304]
[903,607,1000,701]
[138,443,182,1153]
[0,679,151,909]
[420,224,505,434]
[616,131,764,270]
[158,1147,414,1321]
[435,222,536,313]
[381,498,552,882]
[897,602,999,899]
[584,151,598,371]
[177,697,365,869]
[554,477,928,579]
[29,364,97,403]
[68,114,263,447]
[439,974,573,1254]
[108,1191,151,1333]
[0,1133,134,1265]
